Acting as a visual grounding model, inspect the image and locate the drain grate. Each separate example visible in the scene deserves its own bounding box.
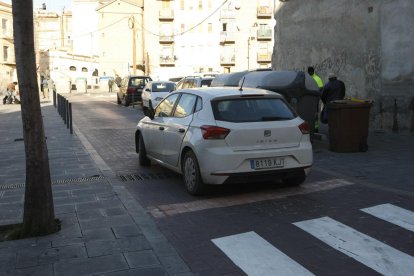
[0,175,105,190]
[118,172,178,182]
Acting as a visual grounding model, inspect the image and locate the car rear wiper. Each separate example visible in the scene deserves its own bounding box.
[261,116,291,121]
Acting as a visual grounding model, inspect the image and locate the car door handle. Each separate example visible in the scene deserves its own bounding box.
[178,128,185,133]
[159,126,164,131]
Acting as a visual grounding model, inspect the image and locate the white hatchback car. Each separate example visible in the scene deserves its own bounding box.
[135,87,313,195]
[141,81,176,110]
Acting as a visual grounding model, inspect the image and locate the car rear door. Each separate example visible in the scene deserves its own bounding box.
[162,93,198,167]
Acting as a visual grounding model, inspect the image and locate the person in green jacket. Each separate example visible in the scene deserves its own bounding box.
[307,66,324,90]
[307,66,324,132]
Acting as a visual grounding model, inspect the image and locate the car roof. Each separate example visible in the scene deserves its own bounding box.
[125,75,151,79]
[172,87,283,100]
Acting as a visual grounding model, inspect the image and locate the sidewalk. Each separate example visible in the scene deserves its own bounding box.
[0,102,192,275]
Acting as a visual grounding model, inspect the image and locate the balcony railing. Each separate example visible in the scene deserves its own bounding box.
[220,9,235,19]
[159,34,174,43]
[159,55,175,66]
[257,52,272,63]
[257,29,272,40]
[159,9,174,21]
[220,31,235,43]
[257,6,272,18]
[220,55,235,65]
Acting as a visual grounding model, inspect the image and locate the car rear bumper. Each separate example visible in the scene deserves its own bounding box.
[217,166,311,185]
[194,141,313,185]
[126,92,142,103]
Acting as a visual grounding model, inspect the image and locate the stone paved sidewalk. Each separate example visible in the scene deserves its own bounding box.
[0,102,192,275]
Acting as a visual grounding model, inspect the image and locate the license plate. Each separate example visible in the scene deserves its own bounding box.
[250,157,285,170]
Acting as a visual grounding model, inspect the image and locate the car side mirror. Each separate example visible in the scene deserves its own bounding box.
[145,88,150,92]
[144,106,155,120]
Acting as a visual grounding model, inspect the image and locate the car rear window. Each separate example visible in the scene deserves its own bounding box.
[152,83,175,92]
[201,79,212,87]
[212,98,296,123]
[129,77,150,87]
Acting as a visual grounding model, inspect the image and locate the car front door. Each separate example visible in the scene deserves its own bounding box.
[162,93,198,167]
[143,93,180,160]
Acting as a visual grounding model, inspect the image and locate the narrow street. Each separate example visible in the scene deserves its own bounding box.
[68,92,414,275]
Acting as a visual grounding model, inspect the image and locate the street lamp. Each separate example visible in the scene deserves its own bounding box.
[247,23,258,70]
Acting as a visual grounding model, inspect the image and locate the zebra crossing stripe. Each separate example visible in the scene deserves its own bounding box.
[361,203,414,232]
[294,216,414,276]
[212,231,314,276]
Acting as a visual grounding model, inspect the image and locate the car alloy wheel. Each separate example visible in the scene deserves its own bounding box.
[183,151,206,195]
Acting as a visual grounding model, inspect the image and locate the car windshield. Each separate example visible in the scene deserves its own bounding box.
[212,98,296,123]
[152,83,175,92]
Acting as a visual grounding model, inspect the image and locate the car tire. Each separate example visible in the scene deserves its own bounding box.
[124,97,130,107]
[283,170,306,186]
[138,134,151,166]
[183,151,206,196]
[117,94,121,104]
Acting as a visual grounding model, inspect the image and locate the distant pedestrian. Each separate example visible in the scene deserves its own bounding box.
[114,74,122,87]
[108,78,114,92]
[3,81,18,104]
[42,78,49,99]
[307,66,324,90]
[320,73,346,123]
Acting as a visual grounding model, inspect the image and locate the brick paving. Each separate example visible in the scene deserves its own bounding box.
[0,101,192,276]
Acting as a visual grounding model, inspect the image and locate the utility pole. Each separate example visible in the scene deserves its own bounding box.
[129,16,136,75]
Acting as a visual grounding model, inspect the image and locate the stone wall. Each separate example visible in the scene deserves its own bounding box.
[272,0,414,132]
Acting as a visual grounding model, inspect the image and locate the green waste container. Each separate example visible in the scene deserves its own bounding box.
[327,100,372,153]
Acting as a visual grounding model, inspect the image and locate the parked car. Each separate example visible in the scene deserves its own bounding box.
[175,75,215,90]
[135,87,313,195]
[117,75,152,106]
[141,81,176,110]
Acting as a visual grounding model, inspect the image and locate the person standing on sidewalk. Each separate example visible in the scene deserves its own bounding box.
[108,78,114,92]
[3,81,18,104]
[320,72,346,123]
[42,78,49,99]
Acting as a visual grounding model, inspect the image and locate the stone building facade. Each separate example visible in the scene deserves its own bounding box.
[272,0,414,132]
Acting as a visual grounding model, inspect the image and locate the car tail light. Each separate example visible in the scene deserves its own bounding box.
[127,87,135,94]
[298,121,310,134]
[200,125,230,139]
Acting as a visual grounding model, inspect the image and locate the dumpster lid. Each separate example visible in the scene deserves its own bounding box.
[210,71,249,87]
[240,71,320,99]
[327,99,373,109]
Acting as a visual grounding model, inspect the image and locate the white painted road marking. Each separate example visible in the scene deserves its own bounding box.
[212,231,314,276]
[148,178,354,218]
[294,216,414,276]
[361,203,414,232]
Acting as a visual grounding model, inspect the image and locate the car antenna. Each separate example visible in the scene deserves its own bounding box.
[239,77,245,93]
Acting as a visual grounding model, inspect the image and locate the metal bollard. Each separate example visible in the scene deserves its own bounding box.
[69,103,73,134]
[66,99,70,129]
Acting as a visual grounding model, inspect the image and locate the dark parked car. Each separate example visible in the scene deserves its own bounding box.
[117,75,152,106]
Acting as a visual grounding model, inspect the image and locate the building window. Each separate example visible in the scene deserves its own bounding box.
[3,46,8,61]
[180,0,184,10]
[162,0,170,9]
[198,0,203,11]
[181,23,185,33]
[81,67,88,72]
[208,0,212,9]
[2,19,7,33]
[198,24,203,33]
[69,66,76,71]
[208,23,212,33]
